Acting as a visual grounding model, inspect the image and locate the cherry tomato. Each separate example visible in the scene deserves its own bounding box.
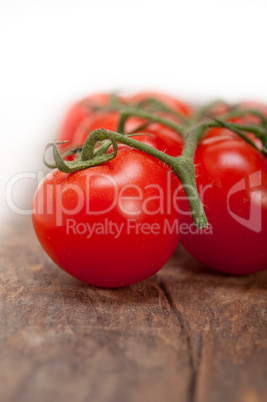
[180,136,267,275]
[32,148,180,288]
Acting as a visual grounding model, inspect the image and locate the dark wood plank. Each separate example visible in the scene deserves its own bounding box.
[0,217,191,402]
[1,216,266,402]
[158,251,267,402]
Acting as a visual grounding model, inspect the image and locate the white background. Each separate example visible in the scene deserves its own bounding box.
[1,0,267,218]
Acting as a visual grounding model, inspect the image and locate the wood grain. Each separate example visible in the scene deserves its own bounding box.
[0,216,266,402]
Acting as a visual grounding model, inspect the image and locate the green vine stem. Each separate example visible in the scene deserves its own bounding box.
[117,105,267,151]
[43,134,118,173]
[219,108,267,126]
[190,100,228,124]
[209,118,267,154]
[81,93,123,113]
[133,98,189,124]
[117,108,186,136]
[44,101,267,230]
[44,128,208,229]
[81,94,189,125]
[116,104,267,155]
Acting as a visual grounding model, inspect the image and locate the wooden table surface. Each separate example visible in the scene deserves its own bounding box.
[1,216,267,402]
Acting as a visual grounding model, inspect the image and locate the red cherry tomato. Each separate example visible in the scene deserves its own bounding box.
[180,136,267,275]
[32,148,180,288]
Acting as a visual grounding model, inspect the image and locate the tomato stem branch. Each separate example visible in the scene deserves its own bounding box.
[206,119,267,154]
[133,98,189,123]
[190,100,228,124]
[68,129,208,229]
[117,108,185,136]
[219,108,267,126]
[44,99,267,232]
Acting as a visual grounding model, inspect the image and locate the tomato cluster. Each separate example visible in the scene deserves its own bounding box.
[32,92,267,287]
[58,92,186,157]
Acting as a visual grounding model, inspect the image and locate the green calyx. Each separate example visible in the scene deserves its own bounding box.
[43,132,118,174]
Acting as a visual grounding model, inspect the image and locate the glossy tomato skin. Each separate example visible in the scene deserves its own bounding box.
[32,149,180,288]
[180,137,267,275]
